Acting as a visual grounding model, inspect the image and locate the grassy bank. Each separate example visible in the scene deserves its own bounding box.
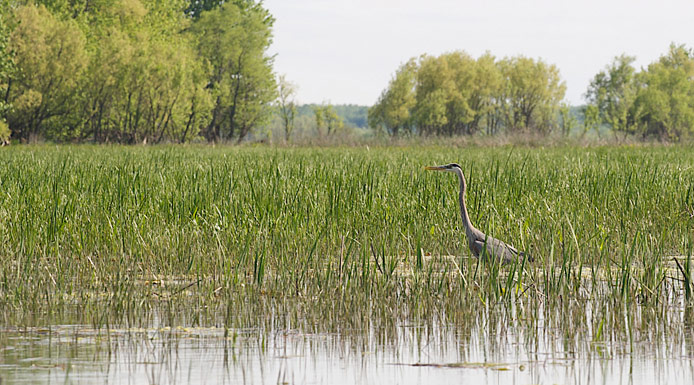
[0,144,693,346]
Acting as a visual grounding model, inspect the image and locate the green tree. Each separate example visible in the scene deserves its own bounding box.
[191,1,276,143]
[582,104,600,138]
[0,0,15,136]
[276,74,297,142]
[586,54,639,138]
[313,104,343,136]
[6,4,87,141]
[472,52,503,135]
[558,103,577,136]
[632,44,694,140]
[372,52,566,138]
[440,52,476,135]
[71,0,208,143]
[0,120,9,145]
[498,56,565,133]
[185,0,224,18]
[368,59,416,136]
[413,55,453,135]
[179,60,214,143]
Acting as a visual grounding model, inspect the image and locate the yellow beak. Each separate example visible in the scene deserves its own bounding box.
[424,166,446,171]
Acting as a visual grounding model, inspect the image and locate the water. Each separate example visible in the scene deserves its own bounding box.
[2,319,693,385]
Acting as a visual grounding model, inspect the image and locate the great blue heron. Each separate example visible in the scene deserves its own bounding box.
[425,163,531,265]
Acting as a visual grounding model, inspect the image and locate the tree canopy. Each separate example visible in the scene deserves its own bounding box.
[2,1,694,143]
[1,0,276,143]
[369,51,566,136]
[185,0,224,18]
[190,1,276,143]
[586,44,694,140]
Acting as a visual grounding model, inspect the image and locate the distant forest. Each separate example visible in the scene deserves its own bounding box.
[1,1,693,144]
[369,47,694,141]
[297,105,368,128]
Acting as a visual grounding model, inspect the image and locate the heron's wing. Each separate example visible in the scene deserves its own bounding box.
[473,235,524,264]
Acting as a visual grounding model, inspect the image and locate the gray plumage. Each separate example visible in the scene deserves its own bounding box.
[425,163,531,265]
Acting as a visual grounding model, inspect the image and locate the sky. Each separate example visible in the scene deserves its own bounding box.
[262,0,694,106]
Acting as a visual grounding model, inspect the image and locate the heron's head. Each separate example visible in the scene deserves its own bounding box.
[424,163,461,173]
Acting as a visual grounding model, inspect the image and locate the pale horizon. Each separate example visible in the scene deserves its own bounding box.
[263,0,694,107]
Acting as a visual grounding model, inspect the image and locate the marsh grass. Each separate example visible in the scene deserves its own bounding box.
[0,144,693,350]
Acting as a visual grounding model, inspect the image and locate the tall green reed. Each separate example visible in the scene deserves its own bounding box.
[0,144,692,343]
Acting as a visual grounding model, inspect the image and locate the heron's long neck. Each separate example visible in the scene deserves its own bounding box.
[454,168,475,235]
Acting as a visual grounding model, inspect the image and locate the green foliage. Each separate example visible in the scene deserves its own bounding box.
[586,54,638,137]
[370,51,566,136]
[582,104,600,137]
[0,1,14,120]
[0,145,692,333]
[313,104,344,136]
[2,0,275,143]
[559,103,578,136]
[276,74,297,141]
[472,52,504,135]
[301,104,367,128]
[586,45,694,141]
[185,0,224,18]
[498,56,565,133]
[369,59,416,136]
[6,4,87,141]
[414,52,476,135]
[633,44,694,140]
[190,1,276,143]
[82,6,208,143]
[0,119,9,144]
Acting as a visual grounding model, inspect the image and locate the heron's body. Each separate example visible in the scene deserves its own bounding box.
[425,163,530,265]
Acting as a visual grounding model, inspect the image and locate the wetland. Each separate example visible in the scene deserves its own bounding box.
[1,145,693,384]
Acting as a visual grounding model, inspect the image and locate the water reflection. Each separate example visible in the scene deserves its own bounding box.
[1,318,693,385]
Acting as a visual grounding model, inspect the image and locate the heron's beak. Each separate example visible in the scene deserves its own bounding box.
[424,165,446,171]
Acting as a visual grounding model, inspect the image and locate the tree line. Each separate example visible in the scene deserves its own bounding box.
[586,44,694,141]
[0,0,276,144]
[1,1,693,144]
[370,45,694,141]
[368,52,567,137]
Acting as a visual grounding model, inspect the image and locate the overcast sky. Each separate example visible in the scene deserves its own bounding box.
[262,0,694,106]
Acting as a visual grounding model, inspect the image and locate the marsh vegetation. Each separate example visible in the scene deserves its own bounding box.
[0,144,693,382]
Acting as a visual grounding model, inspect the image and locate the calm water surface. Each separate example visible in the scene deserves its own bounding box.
[1,319,693,384]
